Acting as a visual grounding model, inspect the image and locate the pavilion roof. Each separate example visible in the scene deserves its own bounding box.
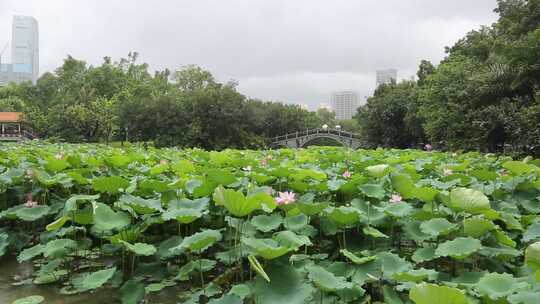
[0,112,23,123]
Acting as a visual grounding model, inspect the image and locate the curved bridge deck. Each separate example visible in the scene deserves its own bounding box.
[269,128,362,149]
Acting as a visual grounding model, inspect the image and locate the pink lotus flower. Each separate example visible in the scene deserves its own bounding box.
[424,144,433,151]
[443,168,453,176]
[260,158,268,166]
[342,170,352,179]
[275,191,296,205]
[54,153,65,160]
[159,159,168,165]
[389,194,402,203]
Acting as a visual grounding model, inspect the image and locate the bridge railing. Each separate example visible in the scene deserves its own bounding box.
[270,128,361,143]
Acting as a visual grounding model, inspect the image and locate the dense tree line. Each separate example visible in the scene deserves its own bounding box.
[357,0,540,156]
[0,53,346,149]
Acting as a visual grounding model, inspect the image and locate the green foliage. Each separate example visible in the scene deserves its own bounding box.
[0,144,538,303]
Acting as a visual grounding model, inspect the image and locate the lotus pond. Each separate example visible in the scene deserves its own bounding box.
[1,143,540,304]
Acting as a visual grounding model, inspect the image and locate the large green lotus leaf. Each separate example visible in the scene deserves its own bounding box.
[502,161,537,175]
[383,285,404,304]
[11,295,45,304]
[435,237,482,259]
[17,244,45,262]
[291,168,326,181]
[296,202,329,216]
[177,229,221,253]
[274,230,312,250]
[34,270,68,284]
[163,208,201,224]
[213,186,275,217]
[139,179,170,193]
[392,268,438,283]
[448,188,491,214]
[150,163,169,175]
[409,283,467,304]
[44,157,69,173]
[415,187,440,203]
[120,241,157,256]
[72,206,94,225]
[307,265,351,292]
[254,263,313,304]
[384,202,413,217]
[328,179,347,191]
[377,252,412,277]
[363,226,389,238]
[525,242,540,271]
[207,168,237,186]
[391,174,416,199]
[69,267,117,293]
[494,229,516,247]
[157,235,183,259]
[420,218,457,237]
[522,222,540,243]
[340,249,377,265]
[508,291,540,304]
[105,154,132,168]
[358,183,386,199]
[336,285,365,302]
[474,272,528,300]
[120,279,145,304]
[0,233,9,257]
[163,198,208,224]
[326,206,360,227]
[412,246,437,263]
[119,194,162,214]
[283,214,308,231]
[171,159,196,176]
[351,260,381,285]
[15,205,51,221]
[251,214,283,232]
[44,239,78,259]
[403,221,431,242]
[92,202,131,232]
[92,176,129,194]
[228,283,251,299]
[366,164,391,177]
[463,217,494,238]
[242,237,290,260]
[63,193,100,212]
[176,259,216,280]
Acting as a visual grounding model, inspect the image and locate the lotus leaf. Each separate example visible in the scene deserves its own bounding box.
[409,283,467,304]
[251,214,283,232]
[435,237,482,259]
[448,188,491,214]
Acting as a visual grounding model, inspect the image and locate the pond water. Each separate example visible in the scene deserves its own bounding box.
[0,257,182,304]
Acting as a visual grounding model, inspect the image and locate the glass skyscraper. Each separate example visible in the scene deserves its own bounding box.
[0,15,39,85]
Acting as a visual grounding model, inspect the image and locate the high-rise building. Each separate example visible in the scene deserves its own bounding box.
[376,69,397,87]
[332,91,359,120]
[0,16,39,86]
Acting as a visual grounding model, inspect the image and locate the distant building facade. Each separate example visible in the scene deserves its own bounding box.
[376,69,397,87]
[0,16,39,86]
[332,91,359,120]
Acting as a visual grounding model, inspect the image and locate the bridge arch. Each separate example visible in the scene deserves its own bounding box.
[300,134,347,148]
[269,128,362,149]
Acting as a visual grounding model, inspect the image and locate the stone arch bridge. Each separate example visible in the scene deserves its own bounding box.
[269,128,362,149]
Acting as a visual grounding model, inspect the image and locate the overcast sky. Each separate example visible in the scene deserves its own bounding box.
[1,0,498,109]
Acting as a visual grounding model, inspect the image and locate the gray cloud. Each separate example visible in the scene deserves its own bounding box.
[1,0,498,109]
